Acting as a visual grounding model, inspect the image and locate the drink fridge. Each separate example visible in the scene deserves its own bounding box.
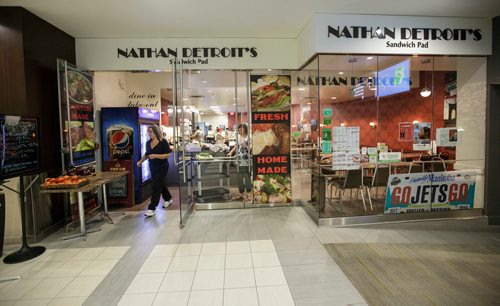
[101,107,160,205]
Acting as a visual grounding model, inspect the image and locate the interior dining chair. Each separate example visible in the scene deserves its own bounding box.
[363,165,389,210]
[328,169,367,212]
[419,153,432,172]
[431,157,446,172]
[409,162,423,173]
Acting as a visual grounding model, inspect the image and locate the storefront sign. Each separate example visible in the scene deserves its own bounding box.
[299,14,491,62]
[251,75,291,204]
[384,171,476,214]
[76,38,297,70]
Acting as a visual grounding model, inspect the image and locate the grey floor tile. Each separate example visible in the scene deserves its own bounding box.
[83,295,121,306]
[289,280,365,304]
[282,263,348,284]
[277,249,334,266]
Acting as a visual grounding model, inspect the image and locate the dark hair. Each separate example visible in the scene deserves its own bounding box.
[148,124,163,140]
[238,122,249,135]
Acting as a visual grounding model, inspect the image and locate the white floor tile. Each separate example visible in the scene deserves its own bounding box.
[118,293,156,306]
[168,256,199,272]
[95,246,129,260]
[0,278,43,301]
[197,255,225,271]
[23,278,74,299]
[70,247,104,261]
[56,275,105,297]
[50,261,91,278]
[254,267,288,287]
[158,271,195,292]
[21,262,65,279]
[257,285,294,306]
[175,243,202,257]
[153,291,190,306]
[251,252,280,268]
[48,296,86,306]
[201,242,226,255]
[224,268,255,289]
[13,299,50,306]
[192,270,224,290]
[79,259,118,276]
[138,257,173,273]
[226,241,250,254]
[225,253,252,269]
[250,240,275,253]
[188,290,223,306]
[149,244,178,257]
[124,273,164,294]
[39,249,80,262]
[224,287,259,306]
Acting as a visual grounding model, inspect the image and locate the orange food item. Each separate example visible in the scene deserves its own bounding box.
[56,177,65,183]
[63,175,69,179]
[70,175,79,180]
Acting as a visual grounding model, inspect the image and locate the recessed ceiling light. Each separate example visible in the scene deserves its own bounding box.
[233,103,236,105]
[298,87,306,91]
[201,80,207,83]
[200,112,204,115]
[182,98,188,101]
[366,56,373,60]
[207,89,213,92]
[339,72,344,75]
[267,69,272,71]
[331,97,337,100]
[307,102,311,105]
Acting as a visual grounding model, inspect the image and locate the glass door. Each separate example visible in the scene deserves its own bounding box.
[172,62,195,228]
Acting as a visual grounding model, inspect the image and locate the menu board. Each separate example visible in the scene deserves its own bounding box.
[0,115,39,179]
[333,127,359,151]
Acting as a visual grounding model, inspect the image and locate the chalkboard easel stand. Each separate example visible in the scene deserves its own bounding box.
[2,176,45,264]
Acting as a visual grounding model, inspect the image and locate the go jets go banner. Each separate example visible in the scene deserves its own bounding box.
[384,171,476,214]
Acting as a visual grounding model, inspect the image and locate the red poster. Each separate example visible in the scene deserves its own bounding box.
[398,122,412,142]
[250,75,291,204]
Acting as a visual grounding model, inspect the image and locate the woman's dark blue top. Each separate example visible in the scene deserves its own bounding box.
[146,139,172,174]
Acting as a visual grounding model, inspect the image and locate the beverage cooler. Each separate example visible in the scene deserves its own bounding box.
[101,107,160,205]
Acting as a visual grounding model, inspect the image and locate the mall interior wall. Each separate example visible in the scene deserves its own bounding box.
[0,7,76,242]
[486,16,500,225]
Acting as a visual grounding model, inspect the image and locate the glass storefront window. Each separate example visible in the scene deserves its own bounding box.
[296,54,487,220]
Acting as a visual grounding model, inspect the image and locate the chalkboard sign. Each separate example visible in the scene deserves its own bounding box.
[0,115,40,179]
[106,176,128,198]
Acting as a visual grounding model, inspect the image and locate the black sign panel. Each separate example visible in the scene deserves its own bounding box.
[0,115,40,179]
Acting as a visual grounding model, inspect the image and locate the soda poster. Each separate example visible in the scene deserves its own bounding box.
[58,60,96,168]
[101,108,136,162]
[384,171,476,214]
[251,75,291,204]
[398,122,412,142]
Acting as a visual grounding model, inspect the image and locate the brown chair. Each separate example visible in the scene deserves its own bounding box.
[419,154,432,172]
[363,165,389,210]
[409,162,423,173]
[431,157,446,172]
[328,169,367,211]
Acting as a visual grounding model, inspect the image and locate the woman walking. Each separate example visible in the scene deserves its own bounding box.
[137,125,173,217]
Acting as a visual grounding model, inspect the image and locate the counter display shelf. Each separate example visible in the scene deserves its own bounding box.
[193,155,234,201]
[40,171,128,240]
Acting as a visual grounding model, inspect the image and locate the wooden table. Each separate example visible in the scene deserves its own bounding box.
[40,171,128,241]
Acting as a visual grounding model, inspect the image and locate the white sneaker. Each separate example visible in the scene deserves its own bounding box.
[162,199,173,208]
[144,210,156,217]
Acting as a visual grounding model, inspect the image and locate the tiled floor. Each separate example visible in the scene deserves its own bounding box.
[1,206,499,305]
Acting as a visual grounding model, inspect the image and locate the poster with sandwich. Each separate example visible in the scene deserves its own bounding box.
[250,75,291,112]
